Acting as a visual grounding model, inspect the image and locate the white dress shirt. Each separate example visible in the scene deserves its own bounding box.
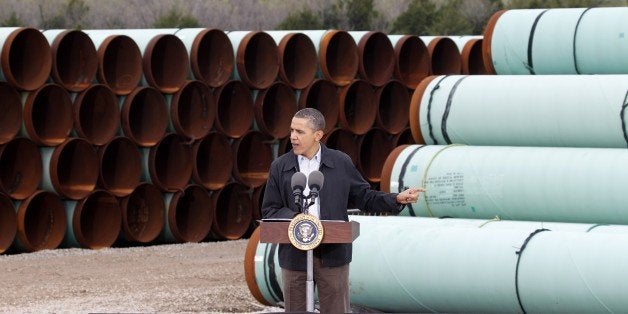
[298,143,321,218]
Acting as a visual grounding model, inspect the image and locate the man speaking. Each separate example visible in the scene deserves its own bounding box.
[262,108,423,312]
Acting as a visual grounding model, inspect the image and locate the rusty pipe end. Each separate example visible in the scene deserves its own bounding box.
[394,35,430,89]
[50,138,99,200]
[375,80,410,135]
[74,84,120,145]
[170,80,215,140]
[0,193,16,253]
[209,182,252,240]
[15,190,66,252]
[23,83,73,146]
[72,190,121,249]
[167,184,212,243]
[278,33,317,89]
[427,37,462,75]
[119,183,165,243]
[121,86,168,147]
[214,80,254,138]
[319,30,359,87]
[357,128,395,183]
[322,128,358,166]
[482,10,506,75]
[144,34,189,94]
[49,30,98,92]
[232,131,273,189]
[192,132,233,191]
[357,31,395,87]
[191,29,234,88]
[254,81,297,139]
[1,27,52,91]
[461,39,487,75]
[393,127,416,146]
[380,145,410,193]
[98,136,141,197]
[298,79,339,134]
[0,137,42,200]
[97,35,143,96]
[244,227,272,306]
[338,79,377,135]
[251,183,265,222]
[409,76,437,144]
[237,31,280,90]
[148,133,194,192]
[0,82,21,144]
[278,136,293,157]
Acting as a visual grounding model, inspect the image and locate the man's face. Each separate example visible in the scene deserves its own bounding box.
[290,117,323,158]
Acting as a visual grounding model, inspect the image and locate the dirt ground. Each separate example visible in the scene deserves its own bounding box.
[0,240,279,313]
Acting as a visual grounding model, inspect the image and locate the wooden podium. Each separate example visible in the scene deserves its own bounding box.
[259,220,360,244]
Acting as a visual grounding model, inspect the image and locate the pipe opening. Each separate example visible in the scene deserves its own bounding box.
[210,182,252,240]
[214,81,254,138]
[298,79,338,134]
[121,87,168,147]
[24,84,73,146]
[358,128,395,183]
[3,28,52,91]
[375,80,410,135]
[120,183,165,243]
[233,131,273,188]
[358,32,395,87]
[50,138,99,200]
[379,145,408,193]
[395,35,430,89]
[0,82,21,144]
[192,29,234,88]
[192,132,233,191]
[320,30,359,86]
[278,137,293,157]
[17,191,66,252]
[238,32,279,90]
[74,84,120,145]
[428,37,461,75]
[149,133,193,192]
[278,33,317,89]
[251,183,265,222]
[98,136,141,197]
[98,35,143,96]
[0,138,42,200]
[50,30,98,92]
[145,35,189,94]
[169,185,212,243]
[338,80,377,135]
[393,127,416,146]
[255,82,297,139]
[322,128,358,166]
[0,193,15,253]
[170,80,215,140]
[74,190,120,249]
[462,39,487,74]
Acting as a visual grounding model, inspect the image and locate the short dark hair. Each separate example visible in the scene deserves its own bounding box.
[294,108,325,132]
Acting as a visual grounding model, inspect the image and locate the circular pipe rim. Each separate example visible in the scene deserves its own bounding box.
[232,131,272,189]
[72,190,121,249]
[170,80,215,141]
[409,75,438,144]
[322,127,358,166]
[380,144,410,193]
[277,32,317,89]
[148,133,194,192]
[0,137,42,200]
[1,27,52,91]
[50,137,99,200]
[337,79,377,135]
[0,193,16,253]
[189,28,234,88]
[374,80,410,135]
[357,31,395,87]
[214,80,254,138]
[167,184,212,243]
[394,35,430,89]
[209,182,253,240]
[427,37,462,75]
[319,30,359,87]
[96,35,143,96]
[482,10,506,75]
[15,190,66,252]
[0,82,22,144]
[73,84,120,145]
[357,128,395,183]
[297,79,338,134]
[244,227,272,306]
[121,86,169,147]
[461,38,486,75]
[191,132,233,191]
[236,31,280,90]
[23,83,74,146]
[392,127,416,146]
[119,182,165,243]
[254,81,297,139]
[143,34,189,94]
[98,136,142,197]
[49,30,98,92]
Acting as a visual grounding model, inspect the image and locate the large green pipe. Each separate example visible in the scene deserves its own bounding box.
[246,215,628,312]
[381,144,628,224]
[411,75,628,148]
[63,190,120,249]
[484,7,628,75]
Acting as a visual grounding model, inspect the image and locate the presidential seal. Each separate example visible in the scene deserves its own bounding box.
[288,213,324,250]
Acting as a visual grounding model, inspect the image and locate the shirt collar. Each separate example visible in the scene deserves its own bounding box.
[299,143,321,163]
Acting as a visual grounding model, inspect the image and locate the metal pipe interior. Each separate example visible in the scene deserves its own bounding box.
[15,190,66,252]
[185,28,234,88]
[297,79,338,134]
[22,83,73,146]
[1,28,52,91]
[322,128,358,166]
[168,80,215,141]
[231,31,280,90]
[358,128,395,183]
[232,131,273,189]
[166,184,212,243]
[374,80,409,135]
[143,34,189,94]
[192,132,233,191]
[0,193,16,253]
[338,79,377,135]
[119,183,165,243]
[209,182,252,240]
[390,35,430,89]
[319,30,359,87]
[95,35,143,95]
[278,33,317,89]
[352,31,395,87]
[0,83,22,144]
[69,190,121,249]
[426,37,462,75]
[120,86,168,147]
[147,133,193,192]
[98,136,142,197]
[214,80,254,138]
[0,137,42,200]
[73,84,120,145]
[46,30,98,92]
[48,138,99,200]
[254,81,297,139]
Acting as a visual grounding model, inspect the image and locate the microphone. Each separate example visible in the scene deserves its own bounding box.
[308,171,324,199]
[291,172,307,209]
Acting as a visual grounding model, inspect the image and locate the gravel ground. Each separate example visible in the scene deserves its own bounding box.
[0,240,280,313]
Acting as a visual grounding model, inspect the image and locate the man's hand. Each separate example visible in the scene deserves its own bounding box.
[396,187,425,204]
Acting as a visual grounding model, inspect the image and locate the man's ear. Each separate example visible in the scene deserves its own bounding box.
[315,130,324,142]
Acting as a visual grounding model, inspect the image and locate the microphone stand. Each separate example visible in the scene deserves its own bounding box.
[302,193,315,313]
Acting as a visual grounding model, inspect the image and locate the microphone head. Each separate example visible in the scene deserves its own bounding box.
[308,171,324,191]
[291,172,307,191]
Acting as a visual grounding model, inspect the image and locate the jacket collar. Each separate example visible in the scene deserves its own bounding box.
[282,142,336,172]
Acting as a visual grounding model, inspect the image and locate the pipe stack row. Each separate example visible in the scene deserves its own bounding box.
[246,6,628,312]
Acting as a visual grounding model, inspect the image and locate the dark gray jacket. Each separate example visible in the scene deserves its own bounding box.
[261,143,400,271]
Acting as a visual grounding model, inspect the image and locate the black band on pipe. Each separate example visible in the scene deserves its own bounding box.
[397,145,426,217]
[586,224,609,232]
[572,8,592,74]
[441,76,469,144]
[426,76,449,144]
[514,228,550,314]
[619,90,628,148]
[526,9,549,75]
[265,243,283,303]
